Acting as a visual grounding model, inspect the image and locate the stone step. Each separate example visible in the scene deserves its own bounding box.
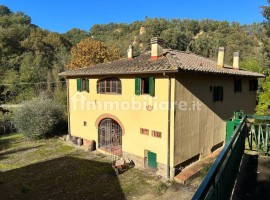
[174,148,222,184]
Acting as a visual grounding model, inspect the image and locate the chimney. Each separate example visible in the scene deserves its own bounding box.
[151,37,164,60]
[233,52,239,70]
[217,47,225,68]
[127,45,133,60]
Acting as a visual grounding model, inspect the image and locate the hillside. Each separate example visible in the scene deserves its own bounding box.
[0,5,269,105]
[89,18,269,69]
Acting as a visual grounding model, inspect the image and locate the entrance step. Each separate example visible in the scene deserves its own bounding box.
[174,148,222,184]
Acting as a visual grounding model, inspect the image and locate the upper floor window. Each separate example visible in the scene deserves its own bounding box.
[77,78,89,92]
[249,80,258,91]
[135,77,155,97]
[213,86,223,102]
[234,79,242,93]
[97,77,122,94]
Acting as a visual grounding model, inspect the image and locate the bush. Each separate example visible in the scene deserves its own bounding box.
[13,95,66,139]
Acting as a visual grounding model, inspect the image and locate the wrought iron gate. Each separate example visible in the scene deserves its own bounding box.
[98,118,122,157]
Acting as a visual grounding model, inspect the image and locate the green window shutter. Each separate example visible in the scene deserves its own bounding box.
[77,78,82,92]
[135,78,141,95]
[149,77,155,97]
[86,79,90,93]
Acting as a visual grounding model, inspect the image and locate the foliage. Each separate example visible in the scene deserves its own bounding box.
[62,28,89,45]
[0,5,70,104]
[256,1,270,116]
[0,5,11,16]
[0,4,269,109]
[155,182,168,195]
[257,76,270,115]
[13,95,65,139]
[66,37,121,69]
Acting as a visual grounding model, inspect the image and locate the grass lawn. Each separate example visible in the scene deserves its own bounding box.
[0,133,195,200]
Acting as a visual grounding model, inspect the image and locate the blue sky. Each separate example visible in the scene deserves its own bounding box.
[0,0,268,33]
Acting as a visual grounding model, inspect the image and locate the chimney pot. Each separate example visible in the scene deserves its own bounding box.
[127,45,133,60]
[233,52,239,70]
[217,47,225,68]
[151,37,164,60]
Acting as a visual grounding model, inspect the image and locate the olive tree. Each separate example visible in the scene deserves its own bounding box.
[14,95,65,139]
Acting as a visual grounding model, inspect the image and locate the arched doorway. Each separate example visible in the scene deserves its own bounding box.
[98,118,122,157]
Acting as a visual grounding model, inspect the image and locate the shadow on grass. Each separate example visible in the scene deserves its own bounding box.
[0,137,12,151]
[0,145,43,160]
[0,156,126,200]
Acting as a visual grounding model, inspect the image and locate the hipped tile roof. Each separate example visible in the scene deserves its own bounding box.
[59,50,264,78]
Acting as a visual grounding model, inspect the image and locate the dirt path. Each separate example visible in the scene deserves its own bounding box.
[232,152,270,200]
[128,185,196,200]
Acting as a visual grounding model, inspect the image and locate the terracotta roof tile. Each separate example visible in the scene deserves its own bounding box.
[59,50,264,78]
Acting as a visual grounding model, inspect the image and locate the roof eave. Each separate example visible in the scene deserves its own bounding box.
[58,69,179,78]
[177,68,265,78]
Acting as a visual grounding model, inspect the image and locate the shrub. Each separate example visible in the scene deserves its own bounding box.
[13,95,66,139]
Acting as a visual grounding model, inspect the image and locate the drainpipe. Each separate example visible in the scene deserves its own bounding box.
[67,79,71,135]
[163,72,171,179]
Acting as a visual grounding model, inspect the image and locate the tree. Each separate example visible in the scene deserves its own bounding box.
[261,0,270,35]
[13,95,65,139]
[63,28,89,45]
[66,37,121,69]
[257,76,270,115]
[254,1,270,116]
[161,28,192,51]
[0,5,11,16]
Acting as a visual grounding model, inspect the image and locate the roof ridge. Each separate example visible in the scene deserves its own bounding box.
[164,52,180,70]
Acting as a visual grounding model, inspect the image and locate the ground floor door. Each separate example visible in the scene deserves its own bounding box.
[148,151,157,169]
[98,118,122,157]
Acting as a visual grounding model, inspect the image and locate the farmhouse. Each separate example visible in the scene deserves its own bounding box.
[59,37,264,179]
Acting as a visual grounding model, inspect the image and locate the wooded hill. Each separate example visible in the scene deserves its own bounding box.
[90,18,269,73]
[0,4,269,108]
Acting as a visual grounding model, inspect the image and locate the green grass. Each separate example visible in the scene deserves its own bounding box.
[0,133,168,200]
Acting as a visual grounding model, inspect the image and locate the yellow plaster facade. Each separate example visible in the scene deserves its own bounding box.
[66,73,257,178]
[68,75,175,175]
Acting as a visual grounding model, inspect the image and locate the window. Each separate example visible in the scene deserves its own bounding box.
[97,77,121,94]
[234,79,242,93]
[213,86,223,102]
[77,78,89,92]
[135,77,155,96]
[141,78,150,94]
[140,128,149,135]
[249,80,258,91]
[151,130,162,138]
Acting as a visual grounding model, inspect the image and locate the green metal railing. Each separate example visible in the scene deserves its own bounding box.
[247,115,270,154]
[192,116,247,200]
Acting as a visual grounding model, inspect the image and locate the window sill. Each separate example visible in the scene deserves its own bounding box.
[98,93,122,96]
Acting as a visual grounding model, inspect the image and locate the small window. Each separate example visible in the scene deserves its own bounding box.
[83,121,87,126]
[140,128,149,135]
[234,79,242,93]
[77,78,89,92]
[213,86,223,102]
[97,77,122,94]
[249,80,258,91]
[141,78,150,94]
[135,77,155,96]
[151,130,162,138]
